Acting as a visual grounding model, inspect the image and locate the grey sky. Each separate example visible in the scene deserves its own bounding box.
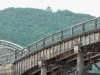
[0,0,100,17]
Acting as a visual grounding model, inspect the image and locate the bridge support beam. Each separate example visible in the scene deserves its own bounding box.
[41,62,47,75]
[77,50,84,75]
[63,66,68,75]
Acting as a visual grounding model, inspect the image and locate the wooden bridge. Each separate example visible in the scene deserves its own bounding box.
[1,17,100,75]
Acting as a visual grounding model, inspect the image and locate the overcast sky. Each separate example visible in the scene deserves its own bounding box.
[0,0,100,17]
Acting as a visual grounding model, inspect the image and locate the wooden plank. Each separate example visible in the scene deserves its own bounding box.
[32,55,35,67]
[37,53,38,66]
[41,50,44,58]
[29,55,32,68]
[53,45,56,56]
[34,53,38,66]
[68,40,72,51]
[57,44,60,54]
[23,59,25,73]
[17,62,19,75]
[17,63,18,75]
[19,62,21,75]
[95,33,99,42]
[13,64,16,75]
[56,44,59,55]
[61,42,65,53]
[27,56,30,70]
[90,33,93,43]
[24,58,27,72]
[64,41,68,51]
[47,48,50,59]
[50,46,53,58]
[20,60,23,74]
[22,60,24,74]
[86,35,89,45]
[44,49,47,59]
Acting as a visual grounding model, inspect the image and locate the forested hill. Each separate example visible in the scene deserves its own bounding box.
[0,7,94,46]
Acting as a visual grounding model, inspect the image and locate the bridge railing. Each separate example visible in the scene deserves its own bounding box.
[0,40,23,50]
[15,17,100,60]
[0,40,30,61]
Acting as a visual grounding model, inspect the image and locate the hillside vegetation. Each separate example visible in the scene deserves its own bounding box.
[0,7,94,46]
[1,7,100,73]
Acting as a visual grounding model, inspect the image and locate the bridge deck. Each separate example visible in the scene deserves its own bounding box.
[13,17,100,75]
[14,29,100,75]
[2,17,100,75]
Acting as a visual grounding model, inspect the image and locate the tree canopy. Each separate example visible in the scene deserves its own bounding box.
[0,7,94,46]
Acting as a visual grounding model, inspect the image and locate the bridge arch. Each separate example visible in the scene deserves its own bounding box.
[0,40,23,66]
[0,40,23,50]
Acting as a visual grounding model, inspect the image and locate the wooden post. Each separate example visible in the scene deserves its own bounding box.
[84,63,89,73]
[52,34,54,42]
[77,50,84,75]
[28,46,30,52]
[51,71,56,75]
[82,23,85,32]
[43,38,45,47]
[14,50,18,60]
[95,19,97,28]
[63,66,68,75]
[61,30,63,40]
[71,27,73,35]
[75,71,78,75]
[41,62,47,75]
[41,65,47,75]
